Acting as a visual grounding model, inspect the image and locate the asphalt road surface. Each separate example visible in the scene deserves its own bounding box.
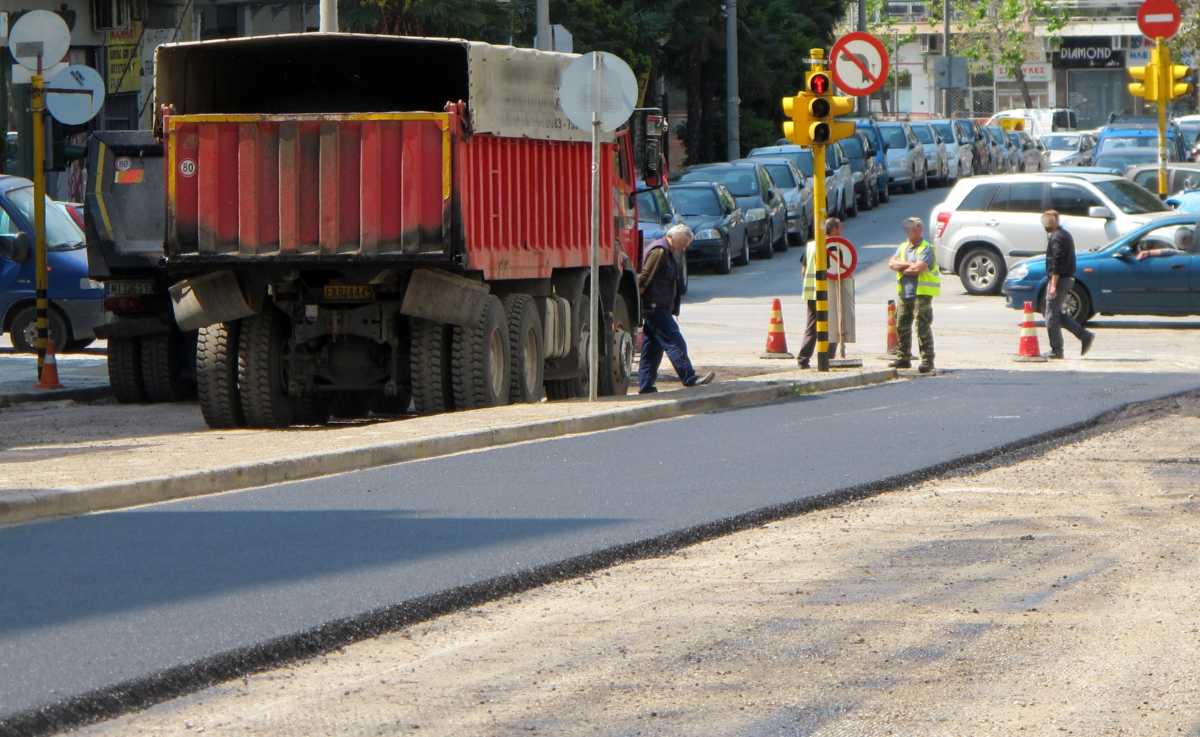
[3,368,1199,727]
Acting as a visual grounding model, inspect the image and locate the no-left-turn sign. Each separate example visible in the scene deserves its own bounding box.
[829,32,890,97]
[825,236,858,281]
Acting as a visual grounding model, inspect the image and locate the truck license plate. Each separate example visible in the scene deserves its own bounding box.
[322,284,374,302]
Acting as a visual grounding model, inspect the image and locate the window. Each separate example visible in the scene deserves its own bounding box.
[932,123,954,143]
[672,188,722,216]
[957,183,999,211]
[0,205,19,236]
[717,188,736,213]
[881,127,908,149]
[1048,184,1101,217]
[912,126,934,145]
[840,138,865,158]
[764,164,796,189]
[636,191,658,223]
[5,187,83,248]
[1004,182,1045,212]
[1094,179,1169,214]
[92,0,130,31]
[679,168,758,197]
[758,167,774,194]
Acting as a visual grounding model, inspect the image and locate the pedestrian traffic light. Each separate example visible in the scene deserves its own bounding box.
[803,70,856,144]
[1128,62,1159,102]
[1165,61,1192,100]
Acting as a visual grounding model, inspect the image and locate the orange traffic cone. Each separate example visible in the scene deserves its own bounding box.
[1013,301,1048,363]
[35,339,64,389]
[885,300,898,355]
[761,298,793,359]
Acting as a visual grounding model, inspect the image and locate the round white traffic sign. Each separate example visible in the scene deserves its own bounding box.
[7,10,71,73]
[46,64,106,126]
[829,32,890,97]
[559,51,638,133]
[825,236,858,281]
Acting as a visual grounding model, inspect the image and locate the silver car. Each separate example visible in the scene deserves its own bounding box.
[911,122,949,186]
[754,158,812,246]
[826,142,856,218]
[878,122,927,193]
[931,119,973,180]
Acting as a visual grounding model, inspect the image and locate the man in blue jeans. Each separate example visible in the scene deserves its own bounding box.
[637,223,715,394]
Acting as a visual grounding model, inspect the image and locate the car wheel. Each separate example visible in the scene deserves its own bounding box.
[879,179,890,203]
[774,221,789,252]
[904,176,915,194]
[716,238,733,274]
[9,306,69,354]
[957,246,1006,296]
[1062,283,1094,325]
[846,191,858,218]
[760,227,775,259]
[735,232,751,266]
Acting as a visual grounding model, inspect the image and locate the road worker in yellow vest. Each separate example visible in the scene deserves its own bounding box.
[797,216,843,369]
[888,217,940,374]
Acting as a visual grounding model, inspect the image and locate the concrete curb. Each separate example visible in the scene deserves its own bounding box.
[0,385,111,409]
[0,369,895,527]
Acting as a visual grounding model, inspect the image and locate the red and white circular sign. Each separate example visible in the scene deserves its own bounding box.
[829,32,890,97]
[1138,0,1181,40]
[825,236,858,281]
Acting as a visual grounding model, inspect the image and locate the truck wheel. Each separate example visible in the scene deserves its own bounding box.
[107,336,147,403]
[141,332,196,403]
[410,319,454,414]
[452,295,511,409]
[504,294,544,404]
[197,322,245,428]
[238,310,299,428]
[600,292,634,397]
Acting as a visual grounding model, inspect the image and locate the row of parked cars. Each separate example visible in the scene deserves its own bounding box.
[641,116,1047,276]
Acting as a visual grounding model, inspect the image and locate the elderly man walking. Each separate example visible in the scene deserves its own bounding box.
[637,223,715,394]
[888,217,939,373]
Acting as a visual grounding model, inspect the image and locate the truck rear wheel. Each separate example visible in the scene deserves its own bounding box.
[504,294,544,403]
[197,322,245,428]
[600,292,633,397]
[410,319,454,414]
[452,295,511,409]
[238,311,301,428]
[108,336,147,403]
[141,332,196,403]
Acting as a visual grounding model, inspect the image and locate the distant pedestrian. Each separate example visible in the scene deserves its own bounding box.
[888,217,939,373]
[797,217,843,368]
[1042,210,1095,359]
[637,223,715,394]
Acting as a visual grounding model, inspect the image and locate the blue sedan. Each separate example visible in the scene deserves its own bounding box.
[1166,189,1200,213]
[1002,214,1200,324]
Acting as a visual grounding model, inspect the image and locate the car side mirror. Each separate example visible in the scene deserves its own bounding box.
[1087,205,1115,219]
[0,232,31,263]
[1113,246,1132,259]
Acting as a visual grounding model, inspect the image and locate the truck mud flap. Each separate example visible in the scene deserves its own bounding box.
[400,268,491,328]
[170,272,258,332]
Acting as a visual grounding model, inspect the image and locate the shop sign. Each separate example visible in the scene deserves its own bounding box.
[1055,38,1124,69]
[995,62,1051,83]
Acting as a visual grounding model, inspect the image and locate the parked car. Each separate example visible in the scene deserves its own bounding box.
[838,132,882,213]
[1166,189,1200,213]
[987,108,1078,140]
[1043,132,1095,167]
[673,161,787,257]
[747,145,825,229]
[635,180,687,288]
[930,172,1172,295]
[853,118,891,204]
[668,182,749,274]
[1003,214,1200,323]
[748,157,810,246]
[954,118,992,175]
[827,142,857,218]
[984,125,1018,173]
[911,122,948,186]
[0,175,104,352]
[878,121,926,193]
[1124,162,1200,196]
[1047,165,1125,177]
[931,119,973,180]
[1175,114,1200,156]
[1093,119,1187,171]
[1009,131,1046,172]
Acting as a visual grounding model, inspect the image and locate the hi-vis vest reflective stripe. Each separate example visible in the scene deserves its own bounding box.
[895,239,941,297]
[803,240,820,300]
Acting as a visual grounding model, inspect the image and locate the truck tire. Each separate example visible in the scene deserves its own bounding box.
[238,311,299,428]
[504,294,544,404]
[600,292,633,397]
[410,319,454,414]
[452,295,511,410]
[197,322,245,428]
[141,332,196,403]
[108,336,147,404]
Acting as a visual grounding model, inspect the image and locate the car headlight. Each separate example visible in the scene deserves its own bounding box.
[80,278,104,290]
[746,208,768,222]
[786,203,802,216]
[695,228,721,240]
[1007,264,1030,282]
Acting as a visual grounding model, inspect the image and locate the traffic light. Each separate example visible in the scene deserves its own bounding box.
[804,70,856,144]
[1165,61,1191,101]
[781,93,806,145]
[1128,61,1158,102]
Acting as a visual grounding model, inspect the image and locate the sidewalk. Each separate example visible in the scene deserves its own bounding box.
[0,348,110,407]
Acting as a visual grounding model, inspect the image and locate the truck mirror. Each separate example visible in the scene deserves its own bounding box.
[0,232,31,263]
[635,109,667,184]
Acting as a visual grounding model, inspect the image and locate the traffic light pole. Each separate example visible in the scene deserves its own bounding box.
[812,144,830,373]
[31,66,48,378]
[1156,37,1169,199]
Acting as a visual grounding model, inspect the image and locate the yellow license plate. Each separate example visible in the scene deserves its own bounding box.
[322,284,374,302]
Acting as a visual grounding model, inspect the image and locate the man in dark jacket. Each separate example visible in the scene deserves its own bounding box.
[1042,209,1095,359]
[637,223,715,394]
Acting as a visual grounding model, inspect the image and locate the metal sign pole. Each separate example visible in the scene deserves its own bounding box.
[32,61,48,378]
[836,251,846,358]
[588,55,601,401]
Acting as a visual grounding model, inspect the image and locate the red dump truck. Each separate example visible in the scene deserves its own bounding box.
[148,33,663,428]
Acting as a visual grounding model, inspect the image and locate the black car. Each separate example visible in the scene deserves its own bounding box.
[672,161,787,258]
[839,132,882,212]
[669,182,748,274]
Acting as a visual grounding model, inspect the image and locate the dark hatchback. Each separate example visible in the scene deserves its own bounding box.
[672,161,786,258]
[669,182,748,274]
[839,133,882,212]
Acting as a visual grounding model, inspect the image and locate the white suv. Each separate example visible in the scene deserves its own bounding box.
[930,173,1172,295]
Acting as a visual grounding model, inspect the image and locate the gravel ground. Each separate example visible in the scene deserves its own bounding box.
[70,399,1200,737]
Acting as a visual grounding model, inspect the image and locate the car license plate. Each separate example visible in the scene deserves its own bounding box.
[322,284,374,302]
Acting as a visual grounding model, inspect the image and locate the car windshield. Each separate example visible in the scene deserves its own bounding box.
[1095,179,1170,214]
[1094,151,1157,169]
[5,187,84,250]
[912,126,934,144]
[839,138,864,158]
[932,123,954,142]
[752,150,814,177]
[1098,135,1158,152]
[1179,122,1200,146]
[881,127,907,148]
[987,128,1006,143]
[764,164,796,188]
[680,167,758,196]
[671,188,723,216]
[635,191,657,222]
[1043,134,1079,150]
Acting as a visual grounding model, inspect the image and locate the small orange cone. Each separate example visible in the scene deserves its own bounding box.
[35,339,64,389]
[1013,301,1048,363]
[761,298,793,359]
[885,300,898,355]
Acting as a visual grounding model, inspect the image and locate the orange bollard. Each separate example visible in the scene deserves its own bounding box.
[885,300,898,355]
[761,298,794,359]
[1013,300,1048,363]
[34,339,64,390]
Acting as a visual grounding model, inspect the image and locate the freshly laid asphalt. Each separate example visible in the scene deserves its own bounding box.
[2,368,1198,730]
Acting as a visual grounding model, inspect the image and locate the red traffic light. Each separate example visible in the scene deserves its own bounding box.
[809,73,830,95]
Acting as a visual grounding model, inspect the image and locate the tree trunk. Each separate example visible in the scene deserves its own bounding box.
[685,51,703,165]
[1016,65,1033,109]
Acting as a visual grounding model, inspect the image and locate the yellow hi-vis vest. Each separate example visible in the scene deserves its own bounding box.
[895,239,941,297]
[803,240,820,300]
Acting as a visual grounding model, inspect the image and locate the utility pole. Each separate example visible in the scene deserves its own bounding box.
[942,0,950,116]
[319,0,338,32]
[726,0,740,160]
[858,0,867,32]
[536,0,550,50]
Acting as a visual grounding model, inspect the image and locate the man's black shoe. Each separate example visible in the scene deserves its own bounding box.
[639,387,658,394]
[888,358,912,369]
[918,362,934,374]
[1046,351,1065,360]
[798,359,811,369]
[1080,331,1095,357]
[689,371,716,387]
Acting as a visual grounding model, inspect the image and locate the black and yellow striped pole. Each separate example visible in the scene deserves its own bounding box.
[811,142,830,372]
[31,67,49,378]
